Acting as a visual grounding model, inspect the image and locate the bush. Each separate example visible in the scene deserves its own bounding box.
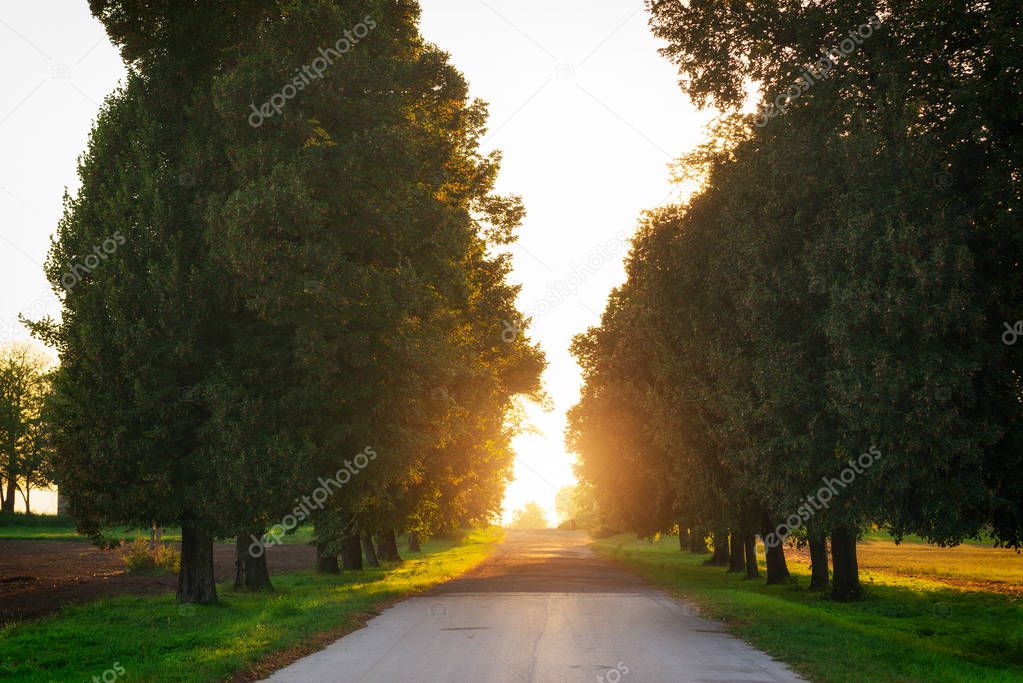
[119,537,180,575]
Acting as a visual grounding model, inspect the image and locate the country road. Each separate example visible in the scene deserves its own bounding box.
[264,530,804,683]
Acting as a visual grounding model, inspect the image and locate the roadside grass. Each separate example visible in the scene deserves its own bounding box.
[0,527,502,682]
[594,535,1023,683]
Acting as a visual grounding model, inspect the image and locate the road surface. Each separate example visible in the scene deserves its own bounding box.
[264,530,805,683]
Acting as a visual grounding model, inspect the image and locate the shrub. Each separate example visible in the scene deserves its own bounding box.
[119,537,180,575]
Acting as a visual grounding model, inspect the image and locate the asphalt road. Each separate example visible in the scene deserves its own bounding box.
[264,530,805,683]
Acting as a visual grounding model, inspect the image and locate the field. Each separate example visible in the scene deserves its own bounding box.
[0,513,315,545]
[789,536,1023,596]
[0,527,503,682]
[0,539,314,625]
[594,535,1023,683]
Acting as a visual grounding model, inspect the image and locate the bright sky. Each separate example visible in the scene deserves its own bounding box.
[0,1,708,520]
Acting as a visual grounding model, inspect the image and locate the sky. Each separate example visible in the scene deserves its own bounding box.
[0,1,709,520]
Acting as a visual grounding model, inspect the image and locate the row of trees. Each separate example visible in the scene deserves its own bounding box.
[568,0,1023,600]
[32,0,543,603]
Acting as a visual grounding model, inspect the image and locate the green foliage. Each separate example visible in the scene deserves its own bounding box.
[118,537,180,575]
[569,0,1023,576]
[206,0,544,551]
[33,0,543,603]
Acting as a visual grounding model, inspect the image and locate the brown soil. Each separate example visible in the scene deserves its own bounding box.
[0,539,316,626]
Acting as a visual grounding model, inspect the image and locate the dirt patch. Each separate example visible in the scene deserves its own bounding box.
[0,539,316,626]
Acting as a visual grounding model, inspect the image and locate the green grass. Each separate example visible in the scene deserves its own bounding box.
[0,513,182,543]
[0,513,317,545]
[593,535,1023,683]
[0,527,502,682]
[0,512,72,527]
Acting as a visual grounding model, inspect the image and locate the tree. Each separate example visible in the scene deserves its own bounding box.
[208,0,543,569]
[555,484,598,529]
[36,0,308,602]
[568,0,1022,602]
[37,0,544,604]
[508,502,549,530]
[0,344,52,513]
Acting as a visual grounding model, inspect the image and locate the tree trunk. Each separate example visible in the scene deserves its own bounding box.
[177,522,217,604]
[408,531,422,552]
[362,532,380,567]
[316,542,339,574]
[727,531,745,572]
[760,513,790,584]
[808,532,830,590]
[831,526,862,601]
[678,523,690,551]
[234,531,273,591]
[341,533,363,570]
[689,527,709,553]
[2,476,15,513]
[57,488,68,517]
[744,533,759,579]
[763,537,789,584]
[376,528,402,562]
[705,529,729,565]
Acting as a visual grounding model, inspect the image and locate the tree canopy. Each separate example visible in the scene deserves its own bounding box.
[569,0,1023,600]
[36,0,544,603]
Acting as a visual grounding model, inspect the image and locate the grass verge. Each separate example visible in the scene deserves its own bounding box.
[593,535,1023,683]
[0,527,502,682]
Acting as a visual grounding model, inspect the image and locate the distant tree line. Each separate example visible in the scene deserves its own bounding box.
[28,0,544,603]
[507,501,549,530]
[568,0,1023,600]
